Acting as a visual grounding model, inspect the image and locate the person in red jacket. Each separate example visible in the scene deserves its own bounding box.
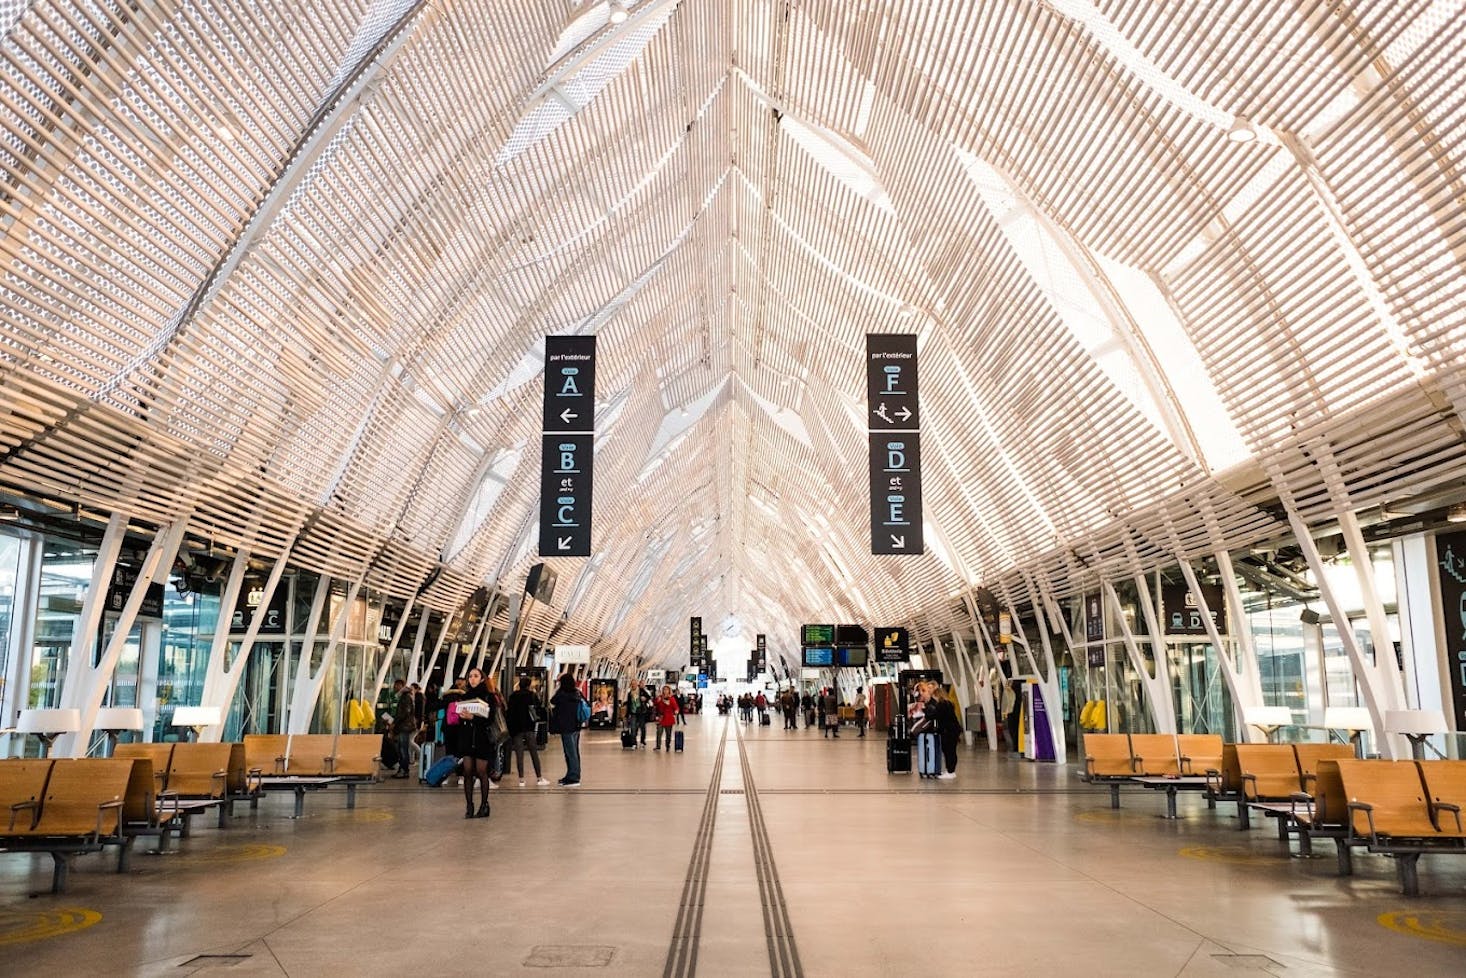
[653,685,682,751]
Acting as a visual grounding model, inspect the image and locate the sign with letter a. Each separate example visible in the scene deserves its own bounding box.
[540,335,596,557]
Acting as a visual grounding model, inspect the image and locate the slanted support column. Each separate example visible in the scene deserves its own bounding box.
[961,595,1001,752]
[286,576,361,735]
[1176,553,1264,742]
[372,596,416,706]
[1105,580,1177,734]
[1006,582,1068,764]
[64,519,188,756]
[200,548,294,742]
[1281,500,1408,758]
[54,513,132,756]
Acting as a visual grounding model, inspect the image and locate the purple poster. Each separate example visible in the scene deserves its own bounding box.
[1030,683,1056,762]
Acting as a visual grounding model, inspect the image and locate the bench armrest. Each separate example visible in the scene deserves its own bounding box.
[1083,758,1096,779]
[323,756,337,774]
[8,800,39,832]
[1130,756,1144,773]
[1300,772,1318,791]
[1288,791,1315,820]
[94,799,124,841]
[1346,800,1377,843]
[1241,773,1257,799]
[1431,801,1462,832]
[1179,755,1194,775]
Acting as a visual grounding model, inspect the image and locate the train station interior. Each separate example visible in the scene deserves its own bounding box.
[2,1,1466,974]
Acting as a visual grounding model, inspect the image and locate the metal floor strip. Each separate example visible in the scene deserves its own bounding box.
[661,721,728,978]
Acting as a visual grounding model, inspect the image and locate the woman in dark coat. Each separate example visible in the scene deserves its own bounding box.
[549,673,585,786]
[457,668,500,818]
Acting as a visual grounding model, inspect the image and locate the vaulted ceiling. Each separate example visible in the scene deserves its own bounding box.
[2,1,1463,666]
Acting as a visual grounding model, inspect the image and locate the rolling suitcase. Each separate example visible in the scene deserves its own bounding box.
[886,738,911,774]
[759,712,771,726]
[535,720,549,748]
[425,754,458,787]
[673,730,685,752]
[418,741,437,783]
[915,732,941,778]
[621,726,636,749]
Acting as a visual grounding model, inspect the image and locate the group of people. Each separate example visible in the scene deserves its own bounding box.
[384,670,591,820]
[713,686,869,737]
[908,680,963,779]
[621,679,686,750]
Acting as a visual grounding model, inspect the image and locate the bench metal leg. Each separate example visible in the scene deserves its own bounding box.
[49,851,70,894]
[117,838,134,873]
[218,799,233,830]
[1297,829,1313,857]
[1335,838,1353,876]
[1162,787,1179,820]
[1238,801,1250,830]
[1110,783,1120,809]
[1206,794,1216,810]
[1277,817,1289,841]
[179,813,193,839]
[346,783,357,810]
[1396,852,1421,897]
[293,787,306,818]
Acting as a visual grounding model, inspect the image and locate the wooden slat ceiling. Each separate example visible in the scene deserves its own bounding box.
[1,1,1463,666]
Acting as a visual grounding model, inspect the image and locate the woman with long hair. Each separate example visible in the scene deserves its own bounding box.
[457,667,500,817]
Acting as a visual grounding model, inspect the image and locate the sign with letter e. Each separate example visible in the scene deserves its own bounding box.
[868,432,923,554]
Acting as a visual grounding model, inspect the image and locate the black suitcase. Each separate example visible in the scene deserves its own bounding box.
[887,739,911,774]
[674,730,685,752]
[759,712,770,726]
[535,721,548,747]
[620,727,636,749]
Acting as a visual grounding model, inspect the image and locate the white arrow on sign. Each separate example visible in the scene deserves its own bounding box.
[890,534,905,549]
[559,408,578,424]
[895,405,912,421]
[557,536,573,550]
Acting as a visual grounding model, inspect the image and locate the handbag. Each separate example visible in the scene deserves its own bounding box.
[489,706,510,745]
[576,697,591,727]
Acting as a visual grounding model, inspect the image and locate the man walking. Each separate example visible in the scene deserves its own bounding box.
[391,678,415,778]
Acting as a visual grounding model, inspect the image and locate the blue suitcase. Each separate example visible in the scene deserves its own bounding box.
[674,730,685,752]
[425,754,458,787]
[916,733,941,778]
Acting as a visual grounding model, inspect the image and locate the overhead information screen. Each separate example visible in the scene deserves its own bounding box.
[837,647,868,667]
[802,647,834,667]
[801,624,834,646]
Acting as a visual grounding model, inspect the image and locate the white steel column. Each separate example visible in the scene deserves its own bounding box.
[66,520,187,756]
[1,530,42,756]
[1005,585,1068,764]
[1282,503,1407,758]
[1177,555,1264,742]
[1104,580,1177,734]
[285,576,330,735]
[194,547,249,739]
[200,549,293,742]
[417,611,452,683]
[371,596,416,705]
[53,513,130,756]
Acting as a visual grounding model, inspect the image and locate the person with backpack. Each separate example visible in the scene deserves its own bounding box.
[550,672,586,786]
[507,674,549,787]
[653,685,681,750]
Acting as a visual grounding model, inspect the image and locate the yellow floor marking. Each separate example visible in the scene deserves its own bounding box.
[0,908,102,946]
[182,843,286,863]
[1378,909,1466,947]
[1177,845,1278,866]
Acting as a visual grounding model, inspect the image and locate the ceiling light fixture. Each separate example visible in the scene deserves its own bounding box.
[1225,116,1257,144]
[608,1,629,25]
[1447,503,1466,523]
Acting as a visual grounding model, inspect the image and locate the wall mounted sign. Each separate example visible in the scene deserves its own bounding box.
[1435,531,1466,731]
[1161,582,1225,636]
[875,626,910,662]
[540,335,596,557]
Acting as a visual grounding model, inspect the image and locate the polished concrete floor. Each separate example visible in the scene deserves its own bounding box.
[4,714,1466,976]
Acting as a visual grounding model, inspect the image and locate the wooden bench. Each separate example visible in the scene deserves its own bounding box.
[243,734,288,777]
[1293,743,1355,793]
[114,742,174,787]
[116,758,186,868]
[1129,734,1181,777]
[1177,734,1223,777]
[1421,759,1466,831]
[1082,733,1134,808]
[1337,759,1466,896]
[1290,759,1354,872]
[0,758,134,892]
[284,734,338,776]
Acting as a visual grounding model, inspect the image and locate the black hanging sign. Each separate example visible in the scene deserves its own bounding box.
[539,434,594,556]
[866,335,923,555]
[1161,582,1225,636]
[869,433,923,554]
[540,334,596,557]
[690,616,701,656]
[543,335,597,433]
[866,334,920,431]
[1435,531,1466,731]
[875,626,910,662]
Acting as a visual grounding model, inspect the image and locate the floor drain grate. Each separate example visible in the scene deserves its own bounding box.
[1211,954,1283,972]
[719,789,745,794]
[180,954,252,968]
[524,945,616,968]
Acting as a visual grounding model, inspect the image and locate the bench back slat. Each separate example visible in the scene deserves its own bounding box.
[165,743,232,798]
[1236,744,1300,800]
[1176,734,1222,776]
[1082,733,1132,777]
[286,734,337,775]
[330,734,382,778]
[25,759,133,839]
[1336,759,1435,839]
[0,760,54,832]
[1311,760,1347,828]
[243,734,288,775]
[1418,760,1466,832]
[1129,734,1180,777]
[1293,743,1355,780]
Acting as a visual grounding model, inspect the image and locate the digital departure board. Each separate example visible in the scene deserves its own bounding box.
[801,624,834,646]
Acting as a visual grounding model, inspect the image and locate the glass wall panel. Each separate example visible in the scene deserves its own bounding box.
[154,576,220,740]
[29,539,96,709]
[0,532,23,714]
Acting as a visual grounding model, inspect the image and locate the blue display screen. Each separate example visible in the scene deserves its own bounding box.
[802,647,834,667]
[837,647,868,667]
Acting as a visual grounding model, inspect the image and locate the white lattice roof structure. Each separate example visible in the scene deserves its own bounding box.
[2,1,1464,665]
